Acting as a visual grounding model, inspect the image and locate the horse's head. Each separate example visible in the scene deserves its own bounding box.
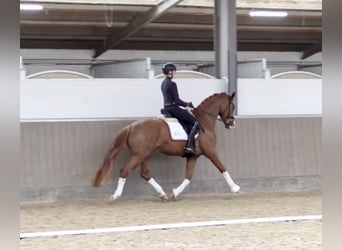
[220,92,236,129]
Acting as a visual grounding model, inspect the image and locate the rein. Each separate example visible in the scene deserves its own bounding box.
[194,102,230,122]
[194,108,219,120]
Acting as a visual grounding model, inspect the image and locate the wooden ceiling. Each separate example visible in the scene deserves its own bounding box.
[20,1,322,59]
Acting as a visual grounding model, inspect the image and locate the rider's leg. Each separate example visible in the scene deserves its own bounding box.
[167,106,199,156]
[184,121,199,155]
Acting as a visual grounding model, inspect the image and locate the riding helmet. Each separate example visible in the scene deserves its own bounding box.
[162,63,177,74]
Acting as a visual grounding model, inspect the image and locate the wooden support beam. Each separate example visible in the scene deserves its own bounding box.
[93,0,183,58]
[301,41,322,59]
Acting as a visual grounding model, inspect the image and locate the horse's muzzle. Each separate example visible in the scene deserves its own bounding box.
[224,117,236,129]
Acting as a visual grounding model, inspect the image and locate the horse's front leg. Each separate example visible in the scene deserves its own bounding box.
[172,156,198,199]
[140,159,168,201]
[205,151,240,193]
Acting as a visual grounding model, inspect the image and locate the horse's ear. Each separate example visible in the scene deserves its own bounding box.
[231,92,236,100]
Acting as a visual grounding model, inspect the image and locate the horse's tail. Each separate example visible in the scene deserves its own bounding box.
[92,126,131,187]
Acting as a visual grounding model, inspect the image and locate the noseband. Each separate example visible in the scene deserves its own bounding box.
[218,102,235,127]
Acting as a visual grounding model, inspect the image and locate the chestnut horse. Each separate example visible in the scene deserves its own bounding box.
[92,92,240,201]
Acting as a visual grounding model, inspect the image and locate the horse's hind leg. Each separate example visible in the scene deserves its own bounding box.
[110,156,142,201]
[140,159,168,200]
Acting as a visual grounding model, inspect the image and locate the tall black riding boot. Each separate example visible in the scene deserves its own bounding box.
[184,121,199,156]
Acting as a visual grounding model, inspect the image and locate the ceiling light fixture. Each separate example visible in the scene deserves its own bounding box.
[249,10,288,17]
[20,3,43,11]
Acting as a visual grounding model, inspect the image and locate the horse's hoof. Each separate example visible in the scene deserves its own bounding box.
[109,194,117,202]
[231,185,240,193]
[160,194,169,201]
[171,189,177,200]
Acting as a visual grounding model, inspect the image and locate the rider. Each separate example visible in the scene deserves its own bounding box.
[161,62,199,156]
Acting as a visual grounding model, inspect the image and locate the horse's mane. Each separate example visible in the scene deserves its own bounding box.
[197,92,227,109]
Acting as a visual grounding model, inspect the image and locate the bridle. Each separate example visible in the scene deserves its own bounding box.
[194,96,235,128]
[218,100,235,129]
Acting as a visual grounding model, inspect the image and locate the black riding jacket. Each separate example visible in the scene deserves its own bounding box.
[161,76,189,107]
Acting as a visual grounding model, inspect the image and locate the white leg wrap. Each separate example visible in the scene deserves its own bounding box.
[112,177,126,200]
[222,171,240,193]
[148,178,166,196]
[173,179,190,197]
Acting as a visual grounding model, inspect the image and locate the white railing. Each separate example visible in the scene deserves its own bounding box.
[20,78,322,121]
